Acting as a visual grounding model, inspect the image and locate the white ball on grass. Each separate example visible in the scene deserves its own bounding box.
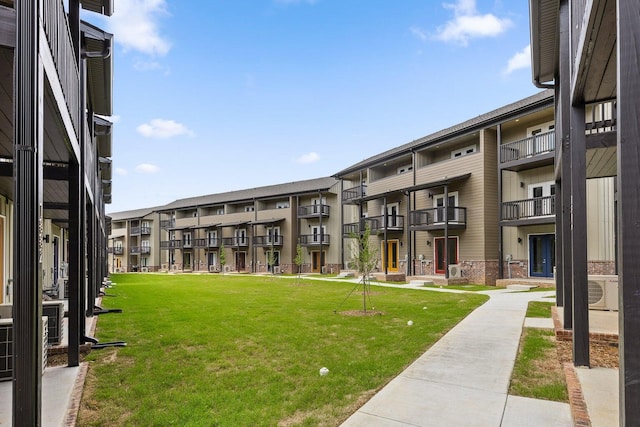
[407,320,414,326]
[319,367,329,376]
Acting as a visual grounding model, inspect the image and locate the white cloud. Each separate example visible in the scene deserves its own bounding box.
[435,0,512,46]
[137,119,195,139]
[108,0,171,56]
[503,44,531,75]
[135,163,160,174]
[296,152,320,164]
[114,167,128,176]
[409,26,428,42]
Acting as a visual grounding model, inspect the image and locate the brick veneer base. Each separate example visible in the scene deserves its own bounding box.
[563,363,592,426]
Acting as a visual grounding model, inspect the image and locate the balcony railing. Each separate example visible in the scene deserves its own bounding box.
[130,246,140,254]
[160,219,175,229]
[221,237,249,247]
[109,247,124,255]
[502,196,555,220]
[586,100,616,134]
[43,0,80,135]
[342,184,367,202]
[140,246,151,254]
[130,227,140,235]
[160,240,182,249]
[253,235,284,246]
[409,207,467,228]
[299,234,330,246]
[298,204,330,218]
[367,215,405,232]
[500,130,555,163]
[141,226,152,235]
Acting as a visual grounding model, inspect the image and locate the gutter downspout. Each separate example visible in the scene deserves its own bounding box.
[533,78,554,90]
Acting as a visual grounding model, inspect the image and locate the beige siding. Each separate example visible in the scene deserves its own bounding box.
[482,129,499,258]
[587,177,615,261]
[367,172,414,196]
[503,224,555,261]
[501,166,554,201]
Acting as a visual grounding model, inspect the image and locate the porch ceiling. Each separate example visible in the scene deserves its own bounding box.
[529,0,559,85]
[587,146,616,178]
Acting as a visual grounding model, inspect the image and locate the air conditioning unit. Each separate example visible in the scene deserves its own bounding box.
[114,267,121,273]
[448,264,462,279]
[161,263,168,270]
[588,275,618,310]
[141,267,149,273]
[224,265,231,272]
[321,266,327,274]
[171,264,179,271]
[209,265,219,273]
[273,266,281,274]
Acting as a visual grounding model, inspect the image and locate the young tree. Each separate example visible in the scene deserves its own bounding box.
[349,223,378,312]
[219,242,226,274]
[294,243,304,282]
[266,247,277,275]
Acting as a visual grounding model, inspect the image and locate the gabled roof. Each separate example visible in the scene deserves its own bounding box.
[108,207,159,221]
[334,90,554,177]
[158,176,340,211]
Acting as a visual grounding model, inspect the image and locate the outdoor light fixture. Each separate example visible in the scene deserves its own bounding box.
[43,234,50,243]
[517,237,523,243]
[520,182,525,188]
[426,241,431,246]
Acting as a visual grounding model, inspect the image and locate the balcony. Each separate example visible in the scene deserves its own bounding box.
[141,226,151,235]
[253,235,284,247]
[299,234,330,246]
[109,247,124,255]
[160,240,182,250]
[298,204,330,218]
[221,237,249,248]
[500,131,555,167]
[501,196,555,224]
[193,238,219,249]
[130,226,140,235]
[160,219,175,229]
[342,184,367,203]
[367,215,405,233]
[409,207,467,230]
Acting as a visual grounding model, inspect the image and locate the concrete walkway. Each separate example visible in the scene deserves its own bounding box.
[340,289,573,427]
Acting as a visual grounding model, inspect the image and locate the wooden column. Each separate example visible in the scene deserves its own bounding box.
[570,100,589,367]
[617,0,640,423]
[13,1,43,424]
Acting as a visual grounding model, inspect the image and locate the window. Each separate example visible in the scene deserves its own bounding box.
[276,201,290,209]
[183,232,192,246]
[207,230,217,246]
[311,225,327,243]
[312,197,326,213]
[235,228,247,245]
[397,164,413,174]
[528,181,555,216]
[451,145,477,159]
[381,203,401,227]
[216,208,224,215]
[244,205,255,212]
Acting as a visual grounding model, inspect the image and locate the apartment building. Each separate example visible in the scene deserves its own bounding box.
[109,177,346,275]
[0,0,115,422]
[335,90,615,285]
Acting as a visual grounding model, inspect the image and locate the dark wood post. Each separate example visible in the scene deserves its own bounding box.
[13,0,43,424]
[617,0,640,423]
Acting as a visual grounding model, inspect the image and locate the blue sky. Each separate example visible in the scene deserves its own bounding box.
[89,0,539,214]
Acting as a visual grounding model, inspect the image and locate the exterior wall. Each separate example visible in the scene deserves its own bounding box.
[481,129,499,260]
[586,177,615,261]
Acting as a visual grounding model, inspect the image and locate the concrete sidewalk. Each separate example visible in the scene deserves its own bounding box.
[340,289,573,427]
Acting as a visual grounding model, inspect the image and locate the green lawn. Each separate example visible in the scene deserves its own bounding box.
[526,300,555,318]
[79,274,487,426]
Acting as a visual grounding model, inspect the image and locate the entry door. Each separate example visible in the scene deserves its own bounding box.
[434,237,458,274]
[208,252,217,268]
[434,194,457,222]
[529,234,555,277]
[381,240,399,272]
[384,203,400,228]
[312,251,324,273]
[235,252,246,271]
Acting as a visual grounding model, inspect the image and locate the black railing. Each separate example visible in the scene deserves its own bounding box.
[160,219,175,229]
[160,240,182,249]
[500,131,555,163]
[298,204,330,217]
[109,247,123,255]
[253,235,284,246]
[502,196,555,220]
[141,226,152,234]
[130,227,140,235]
[342,185,367,202]
[299,234,330,245]
[586,100,616,134]
[221,237,249,247]
[410,207,467,227]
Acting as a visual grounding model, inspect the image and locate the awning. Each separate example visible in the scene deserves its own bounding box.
[249,218,285,225]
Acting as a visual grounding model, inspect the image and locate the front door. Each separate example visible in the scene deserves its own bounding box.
[529,234,555,277]
[381,240,399,272]
[434,237,458,274]
[235,252,246,271]
[311,251,324,273]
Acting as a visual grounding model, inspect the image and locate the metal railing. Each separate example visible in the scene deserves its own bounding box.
[160,240,182,249]
[160,219,175,229]
[299,234,330,245]
[298,204,330,217]
[253,235,284,246]
[500,131,555,163]
[502,196,555,220]
[109,247,123,255]
[43,0,80,135]
[130,227,140,235]
[221,237,249,247]
[410,207,467,227]
[586,100,616,134]
[141,226,151,234]
[342,185,367,202]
